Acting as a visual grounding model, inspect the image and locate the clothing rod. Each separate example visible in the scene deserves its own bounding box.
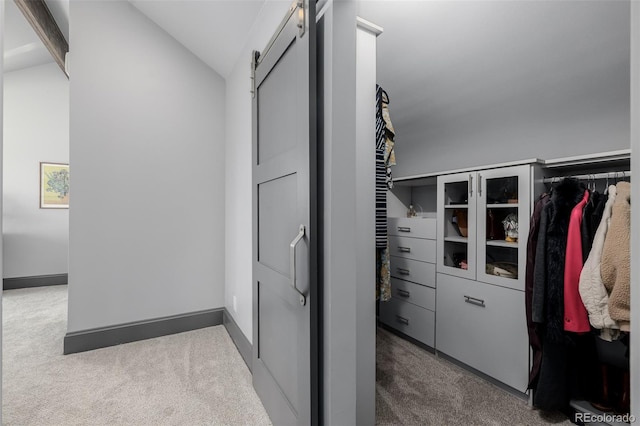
[542,171,631,183]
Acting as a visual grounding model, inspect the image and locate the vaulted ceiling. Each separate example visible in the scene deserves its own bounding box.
[3,0,269,78]
[129,0,266,78]
[4,0,54,72]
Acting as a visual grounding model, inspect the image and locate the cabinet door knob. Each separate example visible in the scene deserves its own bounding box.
[397,289,411,298]
[397,268,410,276]
[464,295,486,308]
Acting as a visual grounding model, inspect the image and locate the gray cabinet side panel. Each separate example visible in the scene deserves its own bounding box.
[319,2,375,425]
[630,1,639,420]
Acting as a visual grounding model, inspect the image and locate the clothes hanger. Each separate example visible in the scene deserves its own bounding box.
[382,89,390,104]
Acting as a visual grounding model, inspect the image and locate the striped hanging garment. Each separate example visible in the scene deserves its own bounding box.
[376,85,392,301]
[375,85,388,249]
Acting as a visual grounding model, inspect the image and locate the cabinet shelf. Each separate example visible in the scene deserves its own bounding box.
[445,236,468,243]
[445,204,468,209]
[486,240,518,248]
[485,203,518,208]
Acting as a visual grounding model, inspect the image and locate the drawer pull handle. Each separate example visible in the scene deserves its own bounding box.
[464,295,485,308]
[397,226,411,232]
[395,315,409,325]
[397,268,410,276]
[397,289,411,298]
[398,246,411,253]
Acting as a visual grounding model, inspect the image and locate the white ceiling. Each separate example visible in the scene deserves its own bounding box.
[363,0,630,129]
[359,1,630,175]
[3,0,54,72]
[4,0,268,78]
[130,0,267,78]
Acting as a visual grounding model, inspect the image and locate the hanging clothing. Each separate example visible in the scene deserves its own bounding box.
[375,85,388,249]
[532,178,592,411]
[578,185,620,341]
[601,181,631,332]
[532,178,585,341]
[376,241,391,302]
[525,192,550,389]
[581,191,605,261]
[563,189,591,333]
[375,85,392,301]
[381,90,396,191]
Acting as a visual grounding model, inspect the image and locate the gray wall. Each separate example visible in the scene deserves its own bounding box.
[3,62,69,279]
[360,1,630,177]
[67,1,226,332]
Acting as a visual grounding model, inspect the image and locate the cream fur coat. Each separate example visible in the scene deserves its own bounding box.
[601,181,631,332]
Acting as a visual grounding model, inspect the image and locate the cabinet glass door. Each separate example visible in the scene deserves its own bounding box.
[437,172,477,280]
[476,165,530,290]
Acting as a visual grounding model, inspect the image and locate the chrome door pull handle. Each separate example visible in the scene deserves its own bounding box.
[290,225,307,306]
[397,227,411,232]
[398,246,411,253]
[464,295,485,308]
[478,174,483,197]
[397,289,411,298]
[396,315,409,325]
[469,174,474,197]
[397,268,410,276]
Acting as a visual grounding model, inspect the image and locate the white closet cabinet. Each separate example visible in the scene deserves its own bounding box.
[379,217,437,347]
[436,164,533,392]
[436,165,530,290]
[436,172,478,280]
[436,274,529,391]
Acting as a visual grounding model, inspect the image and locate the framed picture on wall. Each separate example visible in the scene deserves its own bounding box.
[40,162,70,209]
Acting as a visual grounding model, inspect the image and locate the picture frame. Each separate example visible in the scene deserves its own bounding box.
[40,162,70,209]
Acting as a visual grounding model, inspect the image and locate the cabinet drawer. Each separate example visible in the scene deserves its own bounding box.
[379,297,435,347]
[388,217,436,239]
[390,278,435,310]
[436,273,528,392]
[389,236,436,263]
[390,257,436,288]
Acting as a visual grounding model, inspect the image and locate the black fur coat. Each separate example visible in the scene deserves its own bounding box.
[531,178,597,411]
[532,178,585,341]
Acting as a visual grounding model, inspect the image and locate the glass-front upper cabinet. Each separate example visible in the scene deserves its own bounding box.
[436,172,478,280]
[437,165,531,290]
[476,165,530,290]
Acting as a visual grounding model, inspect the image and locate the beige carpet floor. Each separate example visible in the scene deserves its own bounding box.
[2,286,271,426]
[3,286,578,426]
[376,327,574,425]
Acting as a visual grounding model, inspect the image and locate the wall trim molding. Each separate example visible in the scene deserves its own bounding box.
[3,274,68,290]
[64,308,224,354]
[223,309,252,372]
